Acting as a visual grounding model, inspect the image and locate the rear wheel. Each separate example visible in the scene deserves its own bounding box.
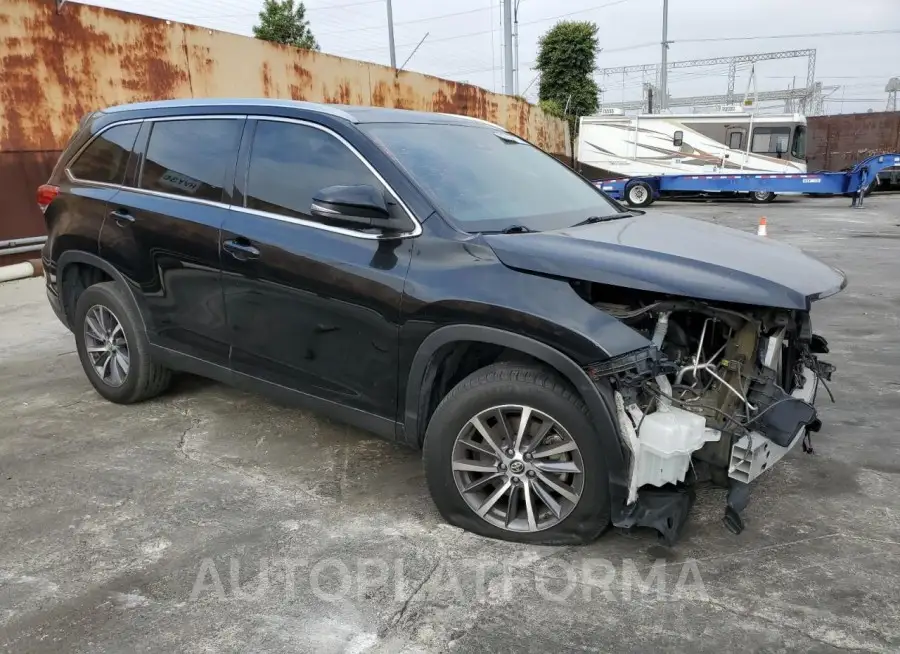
[74,282,171,404]
[624,180,654,208]
[423,363,611,545]
[750,190,776,203]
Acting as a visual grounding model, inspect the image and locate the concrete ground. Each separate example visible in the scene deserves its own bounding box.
[2,195,899,653]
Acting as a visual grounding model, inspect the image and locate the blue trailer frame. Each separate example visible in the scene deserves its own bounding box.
[595,153,900,209]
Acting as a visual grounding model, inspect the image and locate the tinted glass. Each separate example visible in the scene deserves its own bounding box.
[361,123,620,232]
[245,121,386,221]
[140,119,242,202]
[69,123,140,184]
[728,131,743,149]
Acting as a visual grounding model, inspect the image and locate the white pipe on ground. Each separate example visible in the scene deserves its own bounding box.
[0,243,44,256]
[0,260,43,283]
[0,236,46,248]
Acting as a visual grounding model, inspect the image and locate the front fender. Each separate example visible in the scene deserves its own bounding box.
[402,324,632,511]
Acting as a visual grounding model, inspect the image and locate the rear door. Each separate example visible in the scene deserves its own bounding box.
[220,117,417,420]
[98,116,244,366]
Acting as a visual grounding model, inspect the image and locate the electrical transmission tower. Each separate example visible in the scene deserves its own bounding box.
[596,49,822,114]
[887,78,900,112]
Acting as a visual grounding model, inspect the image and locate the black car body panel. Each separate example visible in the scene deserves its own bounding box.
[483,211,847,311]
[42,98,846,545]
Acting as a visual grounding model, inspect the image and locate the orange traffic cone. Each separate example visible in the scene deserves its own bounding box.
[757,217,767,237]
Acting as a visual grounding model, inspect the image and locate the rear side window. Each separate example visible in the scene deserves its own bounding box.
[245,120,387,222]
[140,119,242,202]
[68,123,140,184]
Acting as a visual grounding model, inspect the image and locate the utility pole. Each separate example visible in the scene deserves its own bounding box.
[513,0,521,95]
[386,0,396,68]
[503,0,514,95]
[659,0,669,111]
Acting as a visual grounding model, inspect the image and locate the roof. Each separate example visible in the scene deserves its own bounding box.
[584,111,806,124]
[102,98,505,129]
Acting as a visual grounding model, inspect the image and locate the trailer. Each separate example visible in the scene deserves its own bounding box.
[595,153,900,209]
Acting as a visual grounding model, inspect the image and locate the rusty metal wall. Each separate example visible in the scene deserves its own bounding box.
[0,0,570,252]
[0,151,59,241]
[808,112,900,171]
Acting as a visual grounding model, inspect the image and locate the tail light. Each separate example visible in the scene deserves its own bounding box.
[37,184,60,213]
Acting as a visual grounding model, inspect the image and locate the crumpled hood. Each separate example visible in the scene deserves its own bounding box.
[482,212,847,310]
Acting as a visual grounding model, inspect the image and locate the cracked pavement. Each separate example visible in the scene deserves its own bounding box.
[2,196,900,652]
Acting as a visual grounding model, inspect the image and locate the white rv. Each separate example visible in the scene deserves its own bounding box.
[577,108,808,179]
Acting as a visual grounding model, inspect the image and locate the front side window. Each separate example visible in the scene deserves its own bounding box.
[791,125,807,159]
[361,123,621,232]
[245,121,395,226]
[728,131,743,149]
[140,119,242,201]
[750,127,791,156]
[69,123,140,184]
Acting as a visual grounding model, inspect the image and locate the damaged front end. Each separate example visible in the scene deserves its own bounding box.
[580,290,836,544]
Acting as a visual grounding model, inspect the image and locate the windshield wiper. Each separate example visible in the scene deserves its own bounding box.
[570,213,636,228]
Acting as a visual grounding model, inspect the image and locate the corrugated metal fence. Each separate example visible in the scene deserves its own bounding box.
[0,0,570,248]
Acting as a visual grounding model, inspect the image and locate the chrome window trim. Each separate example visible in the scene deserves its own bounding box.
[64,115,247,189]
[64,113,423,241]
[63,118,145,185]
[242,115,422,239]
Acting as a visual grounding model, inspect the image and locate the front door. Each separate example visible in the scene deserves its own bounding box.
[220,118,416,420]
[99,116,244,366]
[724,127,747,169]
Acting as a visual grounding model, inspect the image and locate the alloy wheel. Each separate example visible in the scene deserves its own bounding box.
[451,404,584,532]
[83,305,130,387]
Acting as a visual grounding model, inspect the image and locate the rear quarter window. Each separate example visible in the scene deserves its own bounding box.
[68,123,141,184]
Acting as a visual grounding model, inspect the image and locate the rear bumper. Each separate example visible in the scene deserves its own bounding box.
[44,256,70,330]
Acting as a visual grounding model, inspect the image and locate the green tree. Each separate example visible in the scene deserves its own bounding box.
[535,21,600,137]
[253,0,320,50]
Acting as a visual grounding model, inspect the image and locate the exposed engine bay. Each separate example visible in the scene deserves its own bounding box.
[577,283,836,542]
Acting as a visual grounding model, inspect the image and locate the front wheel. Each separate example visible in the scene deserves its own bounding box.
[422,363,611,545]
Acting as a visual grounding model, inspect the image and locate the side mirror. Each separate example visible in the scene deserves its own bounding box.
[310,184,396,230]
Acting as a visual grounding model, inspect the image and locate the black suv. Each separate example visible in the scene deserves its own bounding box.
[41,99,844,544]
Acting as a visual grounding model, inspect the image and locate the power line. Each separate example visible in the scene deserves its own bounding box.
[317,6,495,37]
[676,28,900,44]
[172,0,386,20]
[341,0,640,54]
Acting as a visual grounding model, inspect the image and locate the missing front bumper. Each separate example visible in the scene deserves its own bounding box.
[728,366,819,484]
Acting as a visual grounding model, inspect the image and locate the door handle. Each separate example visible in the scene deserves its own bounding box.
[223,238,261,261]
[109,209,134,226]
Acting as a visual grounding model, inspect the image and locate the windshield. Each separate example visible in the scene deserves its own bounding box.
[360,123,621,232]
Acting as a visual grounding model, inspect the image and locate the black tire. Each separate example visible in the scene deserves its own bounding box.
[750,191,776,203]
[422,363,611,545]
[74,281,171,404]
[624,180,654,208]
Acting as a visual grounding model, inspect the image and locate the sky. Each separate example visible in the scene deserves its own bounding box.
[78,0,900,114]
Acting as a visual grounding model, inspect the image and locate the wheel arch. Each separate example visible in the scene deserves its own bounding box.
[57,251,149,332]
[402,325,627,477]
